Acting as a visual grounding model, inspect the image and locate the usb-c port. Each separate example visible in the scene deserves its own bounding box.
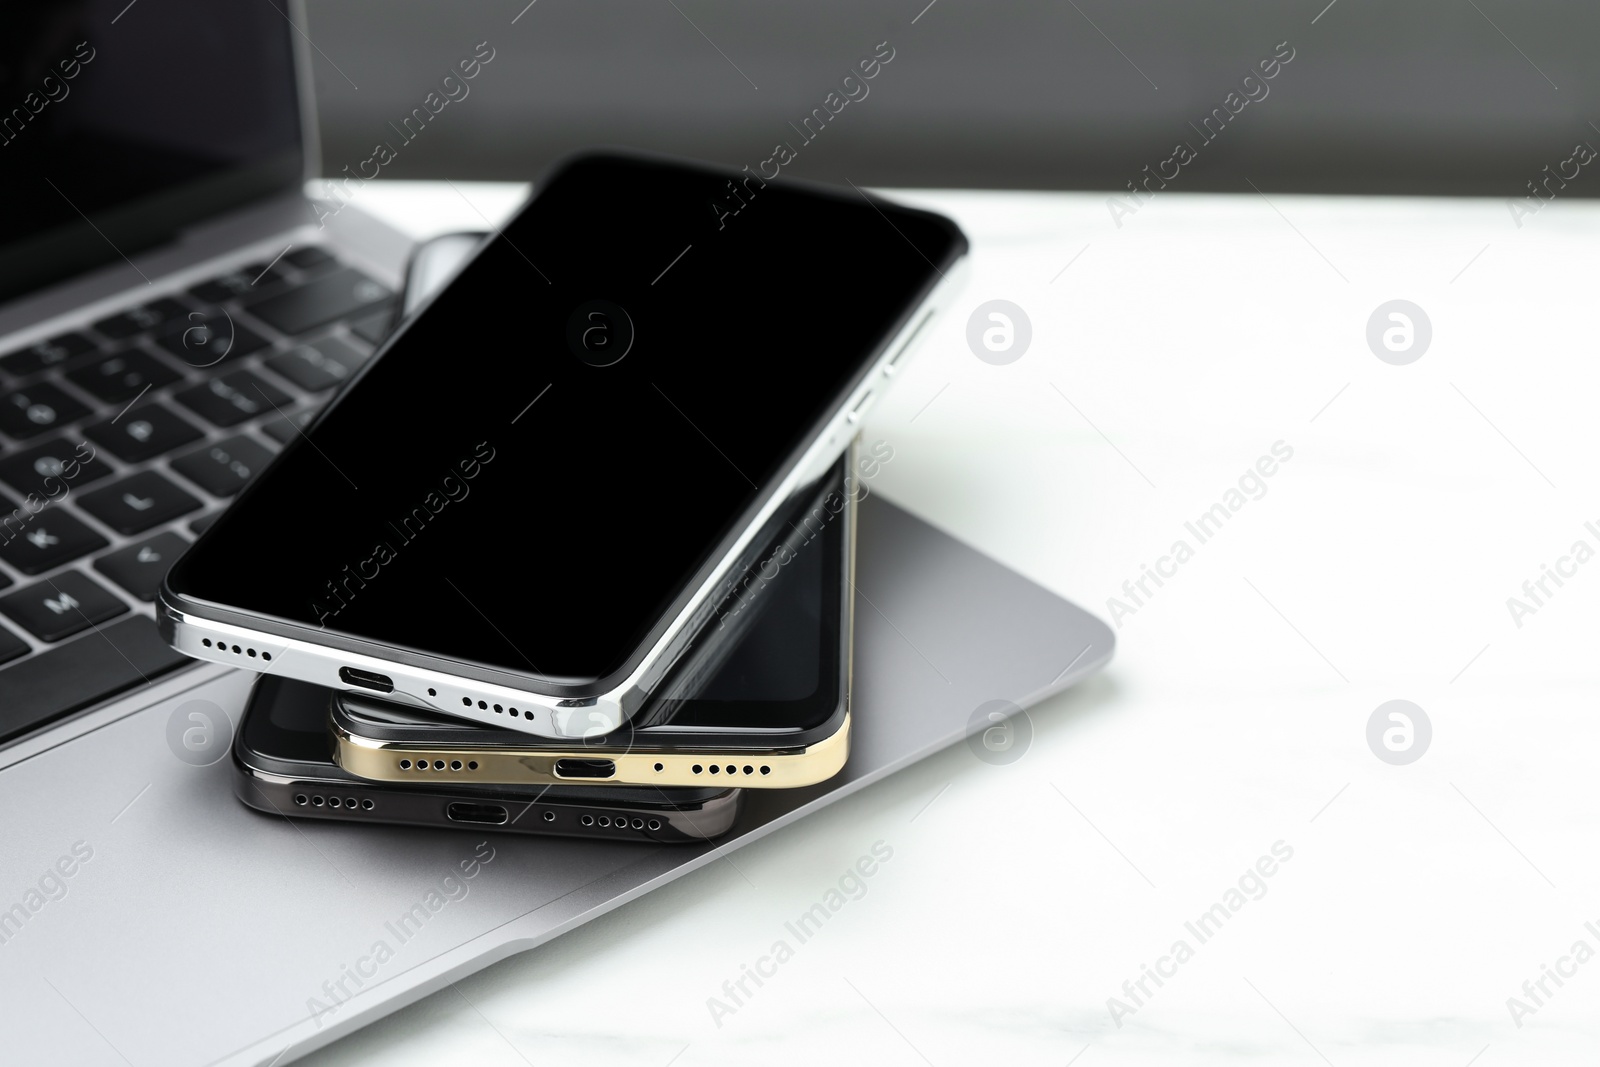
[446,803,508,825]
[554,758,616,779]
[339,667,394,693]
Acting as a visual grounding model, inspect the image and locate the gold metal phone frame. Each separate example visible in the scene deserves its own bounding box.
[330,713,850,789]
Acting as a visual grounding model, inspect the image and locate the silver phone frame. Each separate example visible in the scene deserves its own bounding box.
[158,221,968,740]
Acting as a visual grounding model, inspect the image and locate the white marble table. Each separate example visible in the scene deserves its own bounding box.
[305,181,1600,1065]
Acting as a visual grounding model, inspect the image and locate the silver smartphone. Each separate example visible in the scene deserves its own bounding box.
[329,443,857,790]
[158,150,967,739]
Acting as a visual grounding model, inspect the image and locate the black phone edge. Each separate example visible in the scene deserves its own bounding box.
[230,749,743,844]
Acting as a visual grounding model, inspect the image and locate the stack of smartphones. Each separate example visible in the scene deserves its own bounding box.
[231,454,858,843]
[154,152,968,844]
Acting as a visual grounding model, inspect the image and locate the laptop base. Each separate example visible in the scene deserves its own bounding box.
[0,496,1112,1066]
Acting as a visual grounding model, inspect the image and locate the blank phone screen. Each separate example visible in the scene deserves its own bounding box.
[166,153,959,683]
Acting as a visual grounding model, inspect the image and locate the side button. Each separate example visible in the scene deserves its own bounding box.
[883,310,935,376]
[847,391,875,425]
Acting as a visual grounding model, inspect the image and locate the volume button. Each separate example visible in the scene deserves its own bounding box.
[847,391,875,425]
[883,310,935,376]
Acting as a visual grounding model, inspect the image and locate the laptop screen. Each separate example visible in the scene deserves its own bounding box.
[0,0,303,302]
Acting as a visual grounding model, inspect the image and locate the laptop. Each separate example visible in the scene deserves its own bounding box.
[0,5,1114,1064]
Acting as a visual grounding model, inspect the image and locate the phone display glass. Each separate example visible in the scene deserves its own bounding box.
[338,445,855,747]
[164,152,960,689]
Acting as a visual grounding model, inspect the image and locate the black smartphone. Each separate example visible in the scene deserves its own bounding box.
[329,443,862,791]
[159,150,966,741]
[233,675,743,843]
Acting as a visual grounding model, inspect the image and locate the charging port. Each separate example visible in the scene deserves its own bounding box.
[446,803,508,825]
[555,758,616,779]
[339,667,394,693]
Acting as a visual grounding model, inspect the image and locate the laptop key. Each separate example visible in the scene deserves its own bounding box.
[95,530,190,601]
[93,298,189,340]
[242,267,392,336]
[170,435,273,497]
[349,308,395,346]
[0,509,109,575]
[0,624,26,666]
[0,437,112,498]
[0,383,93,439]
[78,471,201,534]
[174,370,291,427]
[283,246,336,272]
[265,335,366,392]
[0,331,98,377]
[156,312,268,369]
[189,276,250,305]
[0,491,23,585]
[0,616,190,744]
[0,571,127,642]
[84,402,204,463]
[65,348,182,403]
[189,511,219,535]
[189,262,289,304]
[262,407,317,444]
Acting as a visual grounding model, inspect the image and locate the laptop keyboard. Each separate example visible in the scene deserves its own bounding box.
[0,244,396,747]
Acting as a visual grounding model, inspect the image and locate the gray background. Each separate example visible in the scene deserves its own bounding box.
[302,0,1599,195]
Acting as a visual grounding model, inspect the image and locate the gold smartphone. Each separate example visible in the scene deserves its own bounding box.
[331,447,863,790]
[329,710,850,789]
